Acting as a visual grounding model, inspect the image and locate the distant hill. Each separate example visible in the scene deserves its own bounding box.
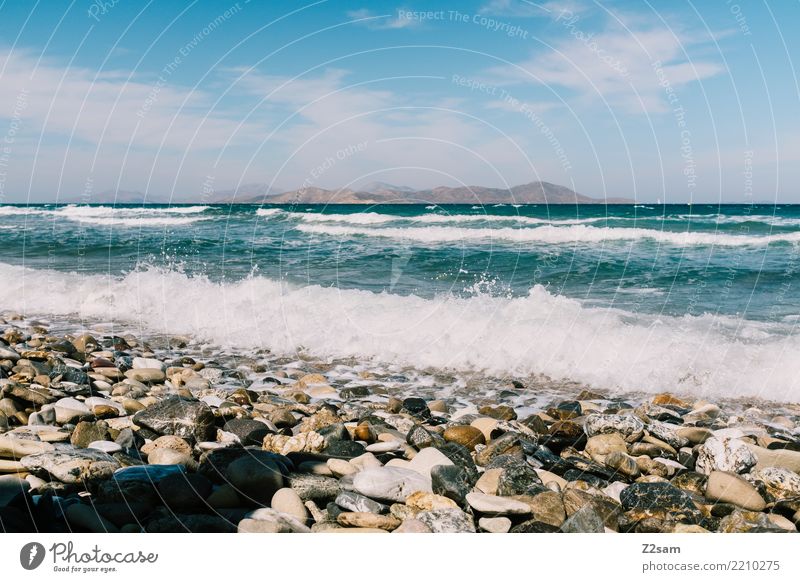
[235,181,633,205]
[61,181,633,205]
[64,184,288,204]
[209,183,287,203]
[357,181,416,194]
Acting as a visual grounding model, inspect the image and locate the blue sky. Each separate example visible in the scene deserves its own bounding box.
[0,0,798,202]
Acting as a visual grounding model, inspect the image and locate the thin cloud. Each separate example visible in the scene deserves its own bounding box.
[346,8,420,30]
[479,0,586,18]
[485,17,724,114]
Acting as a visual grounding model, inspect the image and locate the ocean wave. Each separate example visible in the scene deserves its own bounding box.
[260,208,608,226]
[296,223,800,247]
[64,216,210,227]
[0,206,51,216]
[0,204,211,224]
[255,208,285,217]
[56,204,210,217]
[0,261,797,400]
[676,213,800,226]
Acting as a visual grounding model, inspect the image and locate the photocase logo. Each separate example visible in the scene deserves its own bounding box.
[19,542,46,570]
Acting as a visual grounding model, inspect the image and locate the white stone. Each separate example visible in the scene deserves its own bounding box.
[132,357,165,370]
[53,397,90,424]
[352,467,432,503]
[696,437,757,475]
[407,447,453,477]
[88,441,122,454]
[270,487,309,521]
[478,516,512,533]
[466,492,532,515]
[365,441,403,453]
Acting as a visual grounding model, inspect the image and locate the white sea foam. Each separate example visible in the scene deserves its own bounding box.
[0,206,51,216]
[56,204,210,216]
[67,216,210,227]
[1,261,797,401]
[0,204,210,225]
[296,223,800,247]
[260,209,608,226]
[255,208,284,217]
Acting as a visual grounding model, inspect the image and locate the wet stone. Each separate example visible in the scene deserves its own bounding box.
[133,396,216,443]
[431,464,472,506]
[401,398,430,419]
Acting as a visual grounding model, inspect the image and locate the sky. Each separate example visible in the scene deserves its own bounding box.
[0,0,798,203]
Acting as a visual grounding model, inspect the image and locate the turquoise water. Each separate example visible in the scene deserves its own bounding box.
[2,202,800,400]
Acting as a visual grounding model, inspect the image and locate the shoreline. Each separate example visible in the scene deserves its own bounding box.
[2,311,800,533]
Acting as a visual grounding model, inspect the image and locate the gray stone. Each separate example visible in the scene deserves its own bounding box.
[431,464,471,505]
[133,396,216,442]
[21,445,120,484]
[225,454,284,505]
[416,508,475,533]
[561,505,605,533]
[335,490,388,514]
[287,473,340,502]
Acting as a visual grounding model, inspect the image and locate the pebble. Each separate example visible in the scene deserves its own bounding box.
[393,518,433,533]
[0,475,29,506]
[335,490,388,514]
[466,492,532,515]
[53,397,90,424]
[443,425,485,450]
[416,508,475,533]
[263,432,325,456]
[585,433,628,463]
[696,437,758,475]
[352,467,432,503]
[478,516,512,533]
[133,396,215,442]
[271,487,309,521]
[147,448,192,466]
[705,471,766,511]
[225,454,284,505]
[65,503,119,533]
[21,447,120,484]
[475,468,502,495]
[470,417,498,441]
[88,440,122,454]
[327,458,357,477]
[584,414,645,441]
[337,512,400,530]
[749,444,800,473]
[405,491,458,512]
[407,446,453,477]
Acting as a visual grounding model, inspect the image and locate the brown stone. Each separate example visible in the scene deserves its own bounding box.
[443,425,485,450]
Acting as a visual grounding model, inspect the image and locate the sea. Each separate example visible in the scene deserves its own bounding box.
[1,202,799,402]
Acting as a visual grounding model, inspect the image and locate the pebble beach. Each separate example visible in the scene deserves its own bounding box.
[2,311,800,534]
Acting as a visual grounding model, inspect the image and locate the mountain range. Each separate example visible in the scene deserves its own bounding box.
[69,181,634,205]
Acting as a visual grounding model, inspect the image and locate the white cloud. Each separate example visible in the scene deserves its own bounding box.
[479,0,587,18]
[486,17,724,114]
[0,49,260,151]
[346,8,420,30]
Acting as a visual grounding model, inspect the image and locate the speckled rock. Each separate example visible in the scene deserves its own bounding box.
[21,446,120,484]
[584,414,645,441]
[696,437,757,475]
[416,508,475,533]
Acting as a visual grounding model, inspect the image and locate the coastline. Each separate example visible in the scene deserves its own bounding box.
[2,311,800,533]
